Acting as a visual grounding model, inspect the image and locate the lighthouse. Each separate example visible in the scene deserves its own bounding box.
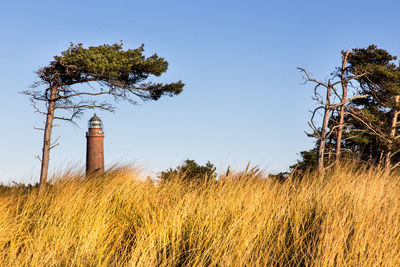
[86,114,104,174]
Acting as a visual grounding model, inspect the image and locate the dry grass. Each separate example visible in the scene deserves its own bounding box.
[0,164,400,266]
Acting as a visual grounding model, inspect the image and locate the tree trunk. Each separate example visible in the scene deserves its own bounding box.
[318,81,332,173]
[368,144,373,164]
[39,85,58,189]
[384,151,391,173]
[384,95,400,174]
[378,150,384,170]
[336,51,350,163]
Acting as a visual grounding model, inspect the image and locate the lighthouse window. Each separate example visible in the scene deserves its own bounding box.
[88,121,103,129]
[98,152,102,157]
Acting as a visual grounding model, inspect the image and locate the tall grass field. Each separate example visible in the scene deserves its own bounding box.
[0,165,399,266]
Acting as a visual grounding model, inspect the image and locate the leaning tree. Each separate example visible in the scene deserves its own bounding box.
[22,43,184,188]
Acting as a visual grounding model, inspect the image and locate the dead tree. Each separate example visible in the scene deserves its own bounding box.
[298,67,367,172]
[335,51,351,161]
[298,68,336,172]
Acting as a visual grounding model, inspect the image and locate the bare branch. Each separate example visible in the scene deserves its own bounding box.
[310,106,324,125]
[55,104,114,110]
[330,73,368,87]
[31,99,47,115]
[307,122,321,139]
[346,107,389,143]
[390,160,400,170]
[49,136,60,150]
[345,94,369,103]
[297,68,329,88]
[326,124,344,138]
[50,143,59,150]
[330,85,342,99]
[55,90,113,100]
[34,155,42,163]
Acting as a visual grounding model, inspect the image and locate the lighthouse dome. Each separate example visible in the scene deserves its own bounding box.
[88,113,103,129]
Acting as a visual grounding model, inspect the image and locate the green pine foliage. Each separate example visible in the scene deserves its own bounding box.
[160,159,217,183]
[343,45,400,165]
[290,149,318,173]
[41,42,184,101]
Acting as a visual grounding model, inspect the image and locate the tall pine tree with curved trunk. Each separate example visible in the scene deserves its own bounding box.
[346,45,400,172]
[23,43,184,188]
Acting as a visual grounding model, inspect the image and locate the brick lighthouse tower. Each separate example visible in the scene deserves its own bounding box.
[86,114,104,174]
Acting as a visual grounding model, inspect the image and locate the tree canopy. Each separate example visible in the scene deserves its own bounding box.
[28,43,184,120]
[160,159,217,183]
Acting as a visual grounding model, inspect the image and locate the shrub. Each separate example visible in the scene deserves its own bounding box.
[160,159,217,183]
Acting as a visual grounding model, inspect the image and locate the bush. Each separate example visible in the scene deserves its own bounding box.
[160,159,217,183]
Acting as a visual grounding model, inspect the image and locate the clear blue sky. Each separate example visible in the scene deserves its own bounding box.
[1,0,399,183]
